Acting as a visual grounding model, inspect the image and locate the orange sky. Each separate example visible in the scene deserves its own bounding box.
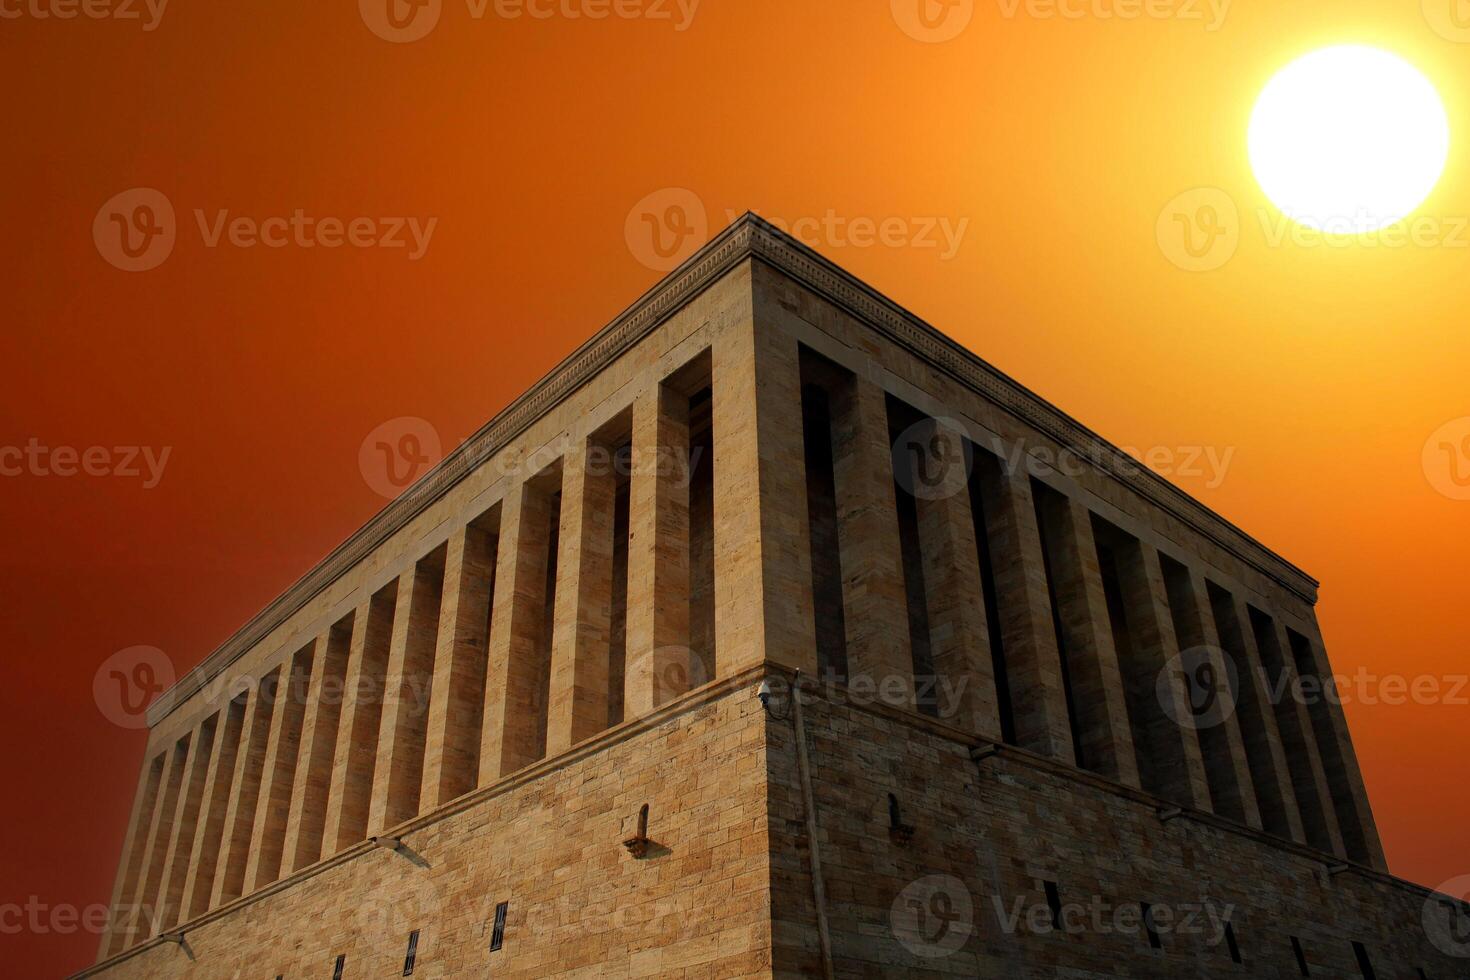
[3,0,1468,973]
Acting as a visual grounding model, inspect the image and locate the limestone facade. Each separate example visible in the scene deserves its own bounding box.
[82,216,1461,979]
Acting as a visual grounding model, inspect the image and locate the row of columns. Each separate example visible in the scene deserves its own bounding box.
[101,339,731,959]
[785,333,1384,873]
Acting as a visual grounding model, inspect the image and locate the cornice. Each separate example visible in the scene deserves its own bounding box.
[147,212,1317,727]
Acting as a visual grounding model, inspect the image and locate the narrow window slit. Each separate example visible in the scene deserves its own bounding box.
[1290,935,1310,976]
[402,928,419,975]
[490,901,509,951]
[1141,902,1162,949]
[1224,920,1241,963]
[1043,880,1063,933]
[1351,940,1376,979]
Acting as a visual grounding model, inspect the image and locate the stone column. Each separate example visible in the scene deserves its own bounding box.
[212,670,279,906]
[1297,622,1385,868]
[547,437,617,754]
[907,419,1000,738]
[182,692,247,921]
[99,751,163,957]
[1179,566,1263,829]
[1114,542,1211,810]
[974,460,1076,762]
[282,626,352,873]
[481,477,558,782]
[246,645,314,891]
[624,381,692,718]
[1226,595,1306,843]
[1293,620,1381,863]
[324,588,396,854]
[154,714,216,931]
[132,735,188,938]
[711,292,817,678]
[1262,617,1348,858]
[1041,494,1140,786]
[369,553,445,836]
[829,375,913,710]
[421,520,497,809]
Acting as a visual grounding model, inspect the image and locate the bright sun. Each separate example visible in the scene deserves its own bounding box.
[1249,45,1450,233]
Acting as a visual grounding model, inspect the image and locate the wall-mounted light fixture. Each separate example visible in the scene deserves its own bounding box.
[758,678,791,720]
[160,932,195,961]
[623,803,651,858]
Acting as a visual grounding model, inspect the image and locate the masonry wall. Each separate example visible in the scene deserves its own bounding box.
[767,682,1462,980]
[97,680,772,980]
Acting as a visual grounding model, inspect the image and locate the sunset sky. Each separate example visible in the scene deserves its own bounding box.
[3,0,1469,973]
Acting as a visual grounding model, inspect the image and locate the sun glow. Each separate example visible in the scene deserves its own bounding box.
[1248,45,1450,234]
